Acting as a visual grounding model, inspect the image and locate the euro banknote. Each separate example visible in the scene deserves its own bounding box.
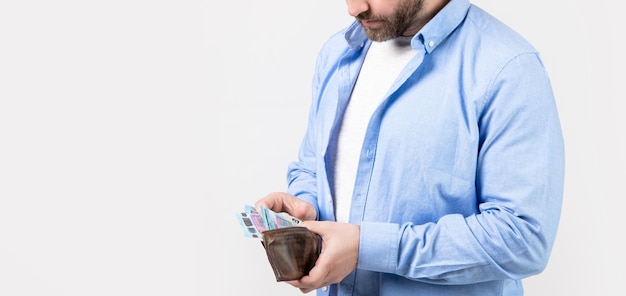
[236,204,302,238]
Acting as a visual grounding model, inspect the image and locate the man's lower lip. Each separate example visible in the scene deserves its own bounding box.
[361,20,382,27]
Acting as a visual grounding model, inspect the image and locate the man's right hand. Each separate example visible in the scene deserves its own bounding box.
[255,192,317,221]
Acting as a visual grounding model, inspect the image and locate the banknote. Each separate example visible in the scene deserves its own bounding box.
[261,206,301,229]
[236,204,301,238]
[236,211,262,238]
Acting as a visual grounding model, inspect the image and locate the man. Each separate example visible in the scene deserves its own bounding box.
[255,0,564,295]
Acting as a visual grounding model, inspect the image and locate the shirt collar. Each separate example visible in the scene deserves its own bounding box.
[344,0,471,53]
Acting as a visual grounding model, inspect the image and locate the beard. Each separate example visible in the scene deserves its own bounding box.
[357,0,424,42]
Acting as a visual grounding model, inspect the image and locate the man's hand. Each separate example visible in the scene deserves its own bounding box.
[255,192,317,221]
[288,221,360,294]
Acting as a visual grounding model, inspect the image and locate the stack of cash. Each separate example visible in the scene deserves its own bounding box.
[236,205,302,238]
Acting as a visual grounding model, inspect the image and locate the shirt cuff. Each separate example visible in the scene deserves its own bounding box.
[358,221,399,273]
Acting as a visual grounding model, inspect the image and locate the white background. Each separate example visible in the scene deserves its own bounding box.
[0,0,623,295]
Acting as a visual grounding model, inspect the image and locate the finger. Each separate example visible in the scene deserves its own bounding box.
[280,197,316,221]
[296,262,330,289]
[255,192,287,212]
[299,287,314,294]
[286,277,318,293]
[256,192,316,221]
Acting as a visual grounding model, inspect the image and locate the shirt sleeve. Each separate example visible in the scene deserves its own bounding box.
[358,52,565,284]
[286,100,321,216]
[284,47,330,218]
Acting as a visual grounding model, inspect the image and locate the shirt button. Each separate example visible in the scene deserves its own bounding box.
[428,40,435,47]
[322,286,328,292]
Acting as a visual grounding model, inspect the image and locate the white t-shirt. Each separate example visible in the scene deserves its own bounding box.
[333,37,416,223]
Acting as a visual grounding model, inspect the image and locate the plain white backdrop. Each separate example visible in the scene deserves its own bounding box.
[0,0,623,295]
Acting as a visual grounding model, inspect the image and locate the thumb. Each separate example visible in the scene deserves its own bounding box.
[290,202,317,221]
[299,220,327,236]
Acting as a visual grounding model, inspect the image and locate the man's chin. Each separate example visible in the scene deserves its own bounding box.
[360,23,397,42]
[364,30,395,42]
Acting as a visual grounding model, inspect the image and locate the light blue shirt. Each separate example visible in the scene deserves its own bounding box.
[286,0,564,295]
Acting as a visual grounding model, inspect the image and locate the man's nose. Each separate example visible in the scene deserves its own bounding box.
[345,0,369,17]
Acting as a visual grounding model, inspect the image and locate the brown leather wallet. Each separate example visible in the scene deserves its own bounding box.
[261,226,321,282]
